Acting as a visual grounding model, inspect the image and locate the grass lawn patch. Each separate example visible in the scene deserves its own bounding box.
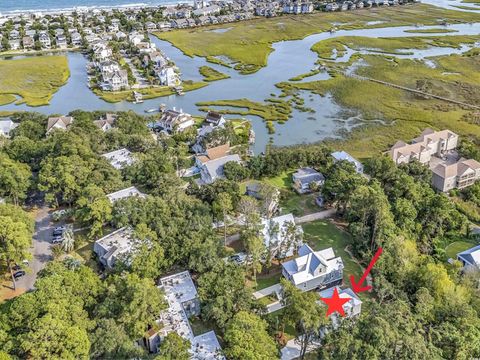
[262,171,294,190]
[0,55,69,106]
[445,240,477,260]
[199,66,230,82]
[255,272,282,291]
[280,192,319,217]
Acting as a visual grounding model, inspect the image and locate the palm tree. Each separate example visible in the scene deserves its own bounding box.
[62,227,75,253]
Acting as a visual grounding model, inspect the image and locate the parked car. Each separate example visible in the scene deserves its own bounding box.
[12,264,22,271]
[13,270,26,279]
[52,228,65,237]
[51,236,64,244]
[229,252,248,265]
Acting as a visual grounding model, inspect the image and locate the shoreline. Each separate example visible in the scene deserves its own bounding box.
[0,1,192,17]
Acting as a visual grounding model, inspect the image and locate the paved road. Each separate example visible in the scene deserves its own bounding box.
[15,207,53,290]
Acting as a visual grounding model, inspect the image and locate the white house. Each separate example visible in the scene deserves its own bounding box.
[145,271,225,359]
[262,213,303,258]
[156,109,195,133]
[102,148,135,170]
[318,286,362,325]
[158,67,178,87]
[93,227,136,268]
[38,31,51,48]
[457,244,480,272]
[106,186,146,203]
[282,244,344,292]
[0,120,18,138]
[331,151,364,173]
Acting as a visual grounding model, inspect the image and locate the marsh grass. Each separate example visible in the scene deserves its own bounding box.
[0,56,69,106]
[154,4,480,71]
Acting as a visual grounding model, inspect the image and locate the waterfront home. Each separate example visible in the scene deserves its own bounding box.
[325,2,339,11]
[195,143,231,167]
[283,1,314,14]
[56,34,67,49]
[145,271,224,358]
[331,150,364,173]
[292,167,325,193]
[38,31,51,48]
[158,67,179,86]
[22,35,34,49]
[93,227,136,269]
[93,43,113,62]
[9,29,20,39]
[262,213,303,258]
[102,69,129,92]
[389,128,458,165]
[282,244,344,291]
[8,39,20,50]
[106,186,146,203]
[204,111,226,127]
[0,120,19,138]
[457,244,480,272]
[71,32,82,46]
[432,158,480,192]
[102,148,135,170]
[145,21,157,32]
[46,116,74,134]
[156,109,195,133]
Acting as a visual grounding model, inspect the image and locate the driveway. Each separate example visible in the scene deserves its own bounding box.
[294,208,336,224]
[15,207,54,290]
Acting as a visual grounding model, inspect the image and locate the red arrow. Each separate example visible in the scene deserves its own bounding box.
[349,247,383,294]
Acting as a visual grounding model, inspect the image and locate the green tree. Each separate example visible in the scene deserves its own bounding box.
[97,273,166,339]
[62,226,75,253]
[90,318,144,359]
[0,212,32,290]
[0,154,32,205]
[19,314,90,360]
[197,262,253,329]
[155,332,191,360]
[212,192,233,246]
[281,279,327,359]
[76,184,112,238]
[224,311,278,360]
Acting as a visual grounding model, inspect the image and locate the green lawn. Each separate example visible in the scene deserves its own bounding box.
[280,192,319,217]
[445,240,477,260]
[263,171,293,189]
[254,271,282,291]
[302,220,363,287]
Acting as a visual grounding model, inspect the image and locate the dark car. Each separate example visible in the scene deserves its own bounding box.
[13,270,26,279]
[53,229,64,237]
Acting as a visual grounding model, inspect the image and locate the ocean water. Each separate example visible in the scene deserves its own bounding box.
[0,0,185,14]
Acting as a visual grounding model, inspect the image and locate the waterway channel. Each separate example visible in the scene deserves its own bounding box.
[1,21,479,153]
